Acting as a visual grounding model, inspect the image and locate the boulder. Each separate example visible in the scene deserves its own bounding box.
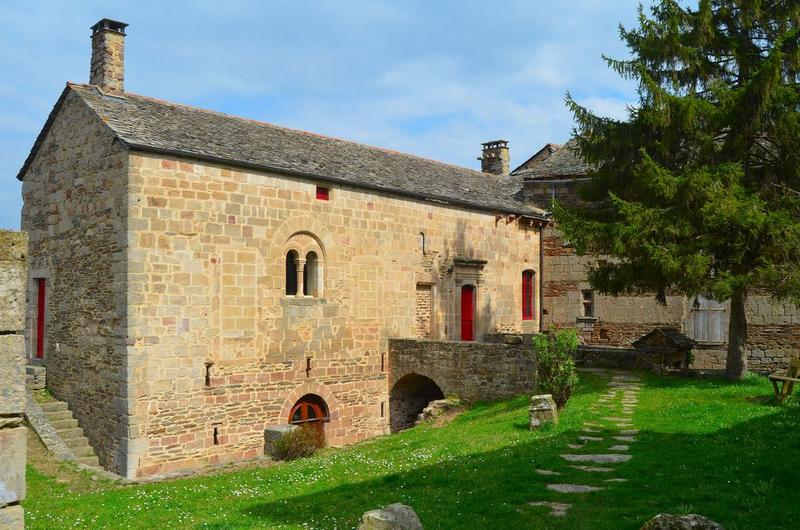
[529,394,558,430]
[357,503,423,530]
[641,514,725,530]
[416,398,461,424]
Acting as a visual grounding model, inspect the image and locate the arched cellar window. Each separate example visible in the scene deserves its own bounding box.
[289,394,328,444]
[285,250,298,295]
[522,270,535,320]
[303,251,319,297]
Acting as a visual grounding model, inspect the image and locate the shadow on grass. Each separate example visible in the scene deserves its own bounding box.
[195,377,800,530]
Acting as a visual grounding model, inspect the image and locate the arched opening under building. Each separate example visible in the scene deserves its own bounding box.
[389,374,445,433]
[288,393,328,444]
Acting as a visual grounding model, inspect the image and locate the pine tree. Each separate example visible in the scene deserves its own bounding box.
[557,0,800,380]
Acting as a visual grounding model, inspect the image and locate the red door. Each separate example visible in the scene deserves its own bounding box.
[461,285,475,341]
[35,278,46,359]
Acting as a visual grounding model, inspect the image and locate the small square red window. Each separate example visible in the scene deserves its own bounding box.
[316,186,330,201]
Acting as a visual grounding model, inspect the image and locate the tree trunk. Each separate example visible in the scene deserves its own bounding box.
[725,287,748,381]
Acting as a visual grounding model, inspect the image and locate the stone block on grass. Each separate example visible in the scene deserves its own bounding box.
[529,394,558,430]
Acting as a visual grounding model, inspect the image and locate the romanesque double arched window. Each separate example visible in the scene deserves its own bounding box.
[284,234,324,297]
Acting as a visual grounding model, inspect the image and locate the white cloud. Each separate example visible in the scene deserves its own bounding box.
[0,0,642,229]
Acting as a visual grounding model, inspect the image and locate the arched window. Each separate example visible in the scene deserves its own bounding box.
[304,251,319,297]
[286,250,298,295]
[289,394,328,444]
[418,232,426,254]
[284,233,325,298]
[522,270,535,320]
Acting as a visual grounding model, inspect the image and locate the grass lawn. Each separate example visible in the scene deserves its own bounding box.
[24,372,800,529]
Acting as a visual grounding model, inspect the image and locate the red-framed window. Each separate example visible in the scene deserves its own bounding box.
[35,278,46,358]
[316,186,330,201]
[522,270,535,320]
[461,285,476,341]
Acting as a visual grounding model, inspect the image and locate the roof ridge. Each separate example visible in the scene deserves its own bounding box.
[66,82,496,179]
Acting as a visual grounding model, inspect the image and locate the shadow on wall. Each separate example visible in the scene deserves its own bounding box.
[389,373,445,433]
[200,379,800,530]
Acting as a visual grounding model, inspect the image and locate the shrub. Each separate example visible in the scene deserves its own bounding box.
[533,328,579,408]
[272,425,323,461]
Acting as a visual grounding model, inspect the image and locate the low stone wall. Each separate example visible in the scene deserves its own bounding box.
[388,338,536,403]
[574,345,658,371]
[0,230,27,529]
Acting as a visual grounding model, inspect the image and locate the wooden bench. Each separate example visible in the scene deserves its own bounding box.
[769,358,800,403]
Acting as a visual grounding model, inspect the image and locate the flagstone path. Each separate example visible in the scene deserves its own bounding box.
[528,369,642,518]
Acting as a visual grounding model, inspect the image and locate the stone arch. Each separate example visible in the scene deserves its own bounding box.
[270,215,335,259]
[280,381,341,424]
[389,373,445,433]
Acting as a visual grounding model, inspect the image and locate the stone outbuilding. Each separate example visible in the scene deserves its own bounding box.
[515,141,800,372]
[632,327,696,370]
[17,19,546,478]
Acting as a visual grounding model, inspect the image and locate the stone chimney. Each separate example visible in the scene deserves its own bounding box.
[90,18,128,93]
[479,140,510,175]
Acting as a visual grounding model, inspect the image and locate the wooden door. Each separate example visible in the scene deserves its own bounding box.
[35,278,45,359]
[461,285,475,341]
[289,398,326,442]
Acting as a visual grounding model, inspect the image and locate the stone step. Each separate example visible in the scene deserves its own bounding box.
[44,410,73,422]
[39,401,68,413]
[547,483,603,493]
[78,455,100,467]
[26,365,46,376]
[50,418,79,430]
[57,427,85,440]
[64,435,92,449]
[70,444,97,458]
[561,453,632,464]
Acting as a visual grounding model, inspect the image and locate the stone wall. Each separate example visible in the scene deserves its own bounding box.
[541,222,799,372]
[122,151,542,478]
[20,90,129,473]
[542,224,684,341]
[0,230,27,529]
[388,338,536,403]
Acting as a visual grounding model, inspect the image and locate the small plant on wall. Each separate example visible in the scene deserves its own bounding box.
[533,328,579,408]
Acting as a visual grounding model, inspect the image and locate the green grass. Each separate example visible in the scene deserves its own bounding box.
[24,373,799,529]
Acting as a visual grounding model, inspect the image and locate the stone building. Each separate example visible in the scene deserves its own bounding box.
[18,20,546,478]
[514,141,800,372]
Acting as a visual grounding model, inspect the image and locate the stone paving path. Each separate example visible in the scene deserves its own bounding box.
[528,369,642,518]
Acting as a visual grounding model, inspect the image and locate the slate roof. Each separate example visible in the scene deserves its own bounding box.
[632,327,696,350]
[18,83,547,219]
[511,139,591,180]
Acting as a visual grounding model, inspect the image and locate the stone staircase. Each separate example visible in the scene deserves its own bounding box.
[37,401,100,467]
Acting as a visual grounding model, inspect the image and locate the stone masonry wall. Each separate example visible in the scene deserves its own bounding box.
[414,284,432,339]
[20,90,129,474]
[542,223,799,372]
[542,224,684,340]
[123,151,542,478]
[0,230,27,529]
[388,338,536,403]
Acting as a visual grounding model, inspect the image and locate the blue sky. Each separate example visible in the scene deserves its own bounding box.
[0,0,642,229]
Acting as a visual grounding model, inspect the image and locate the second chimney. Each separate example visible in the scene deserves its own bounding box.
[90,18,128,93]
[479,140,510,175]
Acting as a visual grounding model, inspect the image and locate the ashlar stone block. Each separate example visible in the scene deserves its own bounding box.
[0,426,26,506]
[529,394,558,430]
